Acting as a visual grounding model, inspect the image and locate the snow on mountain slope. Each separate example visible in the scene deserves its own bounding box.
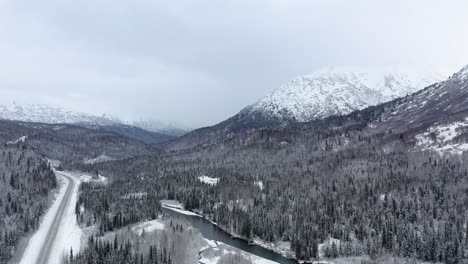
[0,102,119,125]
[415,118,468,155]
[249,66,446,122]
[0,102,177,143]
[365,64,468,155]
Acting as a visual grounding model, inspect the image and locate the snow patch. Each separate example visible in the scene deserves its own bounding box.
[254,181,264,191]
[198,175,219,186]
[318,237,342,259]
[131,218,165,236]
[161,200,200,217]
[200,239,277,264]
[80,173,108,184]
[83,154,115,164]
[415,119,468,155]
[7,136,27,144]
[122,192,147,199]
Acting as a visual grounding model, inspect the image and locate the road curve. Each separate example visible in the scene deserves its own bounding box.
[35,171,76,264]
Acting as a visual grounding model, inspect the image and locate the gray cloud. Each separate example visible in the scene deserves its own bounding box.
[0,0,467,127]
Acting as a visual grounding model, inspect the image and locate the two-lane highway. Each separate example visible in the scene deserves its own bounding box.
[19,171,80,264]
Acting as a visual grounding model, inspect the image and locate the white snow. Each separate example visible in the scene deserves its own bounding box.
[161,200,200,216]
[0,101,119,125]
[199,239,277,264]
[453,64,468,81]
[6,136,27,144]
[160,200,184,209]
[83,154,115,164]
[249,66,445,122]
[198,175,219,186]
[79,173,108,184]
[52,171,83,263]
[46,158,61,168]
[318,237,342,259]
[131,218,165,236]
[162,204,200,217]
[254,181,264,191]
[415,119,468,155]
[19,171,83,264]
[122,192,147,199]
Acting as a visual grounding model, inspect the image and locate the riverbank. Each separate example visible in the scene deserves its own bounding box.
[161,200,298,263]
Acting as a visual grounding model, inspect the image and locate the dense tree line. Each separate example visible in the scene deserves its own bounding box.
[66,216,202,264]
[65,235,173,264]
[0,144,57,263]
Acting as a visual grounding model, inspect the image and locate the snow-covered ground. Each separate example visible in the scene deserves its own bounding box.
[19,171,83,264]
[122,192,147,199]
[254,181,264,191]
[78,173,108,184]
[52,171,83,263]
[161,200,200,216]
[415,119,468,154]
[131,218,165,236]
[200,239,277,264]
[318,237,342,259]
[7,136,27,144]
[198,175,219,186]
[83,154,115,164]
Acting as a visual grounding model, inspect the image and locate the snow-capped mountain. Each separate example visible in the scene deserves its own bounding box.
[248,66,446,122]
[0,102,120,125]
[166,66,448,150]
[132,120,190,136]
[0,102,176,143]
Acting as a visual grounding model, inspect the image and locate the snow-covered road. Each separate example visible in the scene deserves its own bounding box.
[19,171,82,264]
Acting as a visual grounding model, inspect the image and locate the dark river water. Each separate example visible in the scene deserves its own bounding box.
[162,206,298,264]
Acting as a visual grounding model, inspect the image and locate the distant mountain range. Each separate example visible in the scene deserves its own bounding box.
[0,102,189,144]
[165,66,446,150]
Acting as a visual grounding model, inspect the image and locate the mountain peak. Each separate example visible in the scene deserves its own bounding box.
[249,66,445,122]
[451,64,468,82]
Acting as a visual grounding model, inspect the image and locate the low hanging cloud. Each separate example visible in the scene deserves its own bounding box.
[0,0,467,128]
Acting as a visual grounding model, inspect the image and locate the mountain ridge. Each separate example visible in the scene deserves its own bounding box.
[165,66,446,150]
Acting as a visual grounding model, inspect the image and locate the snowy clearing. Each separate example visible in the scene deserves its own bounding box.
[161,203,200,217]
[131,218,165,236]
[122,192,147,199]
[79,173,108,184]
[318,237,342,259]
[415,119,468,154]
[7,135,27,144]
[83,154,115,164]
[200,239,277,264]
[198,175,219,186]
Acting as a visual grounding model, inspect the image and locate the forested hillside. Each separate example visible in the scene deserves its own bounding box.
[69,66,468,263]
[0,120,153,164]
[0,144,57,263]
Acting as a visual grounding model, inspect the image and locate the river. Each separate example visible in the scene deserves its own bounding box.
[162,206,298,264]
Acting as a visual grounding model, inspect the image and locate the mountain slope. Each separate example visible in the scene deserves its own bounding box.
[249,66,444,122]
[0,120,153,162]
[0,102,118,125]
[0,102,175,143]
[165,66,445,150]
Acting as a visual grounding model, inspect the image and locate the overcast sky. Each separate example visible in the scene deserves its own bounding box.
[1,0,468,128]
